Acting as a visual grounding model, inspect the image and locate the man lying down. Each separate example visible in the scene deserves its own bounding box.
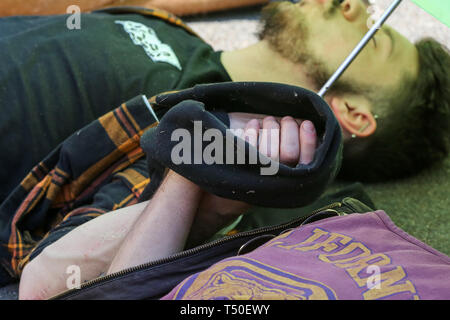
[0,0,448,298]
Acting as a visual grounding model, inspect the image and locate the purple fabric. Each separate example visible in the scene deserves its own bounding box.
[162,211,450,300]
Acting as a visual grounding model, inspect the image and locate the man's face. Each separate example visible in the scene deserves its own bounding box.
[261,0,419,98]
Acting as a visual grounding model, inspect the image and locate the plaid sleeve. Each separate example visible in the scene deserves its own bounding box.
[0,95,159,279]
[24,157,150,266]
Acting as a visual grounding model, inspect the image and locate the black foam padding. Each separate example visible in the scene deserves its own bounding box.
[140,82,343,208]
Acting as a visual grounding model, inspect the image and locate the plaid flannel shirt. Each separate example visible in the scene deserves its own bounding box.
[0,94,159,282]
[0,6,198,285]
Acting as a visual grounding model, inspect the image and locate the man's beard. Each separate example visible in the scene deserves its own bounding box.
[259,2,312,65]
[258,1,362,95]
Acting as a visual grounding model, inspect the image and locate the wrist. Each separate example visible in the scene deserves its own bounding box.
[164,170,202,191]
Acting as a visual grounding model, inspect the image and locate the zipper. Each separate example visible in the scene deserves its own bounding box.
[51,200,344,300]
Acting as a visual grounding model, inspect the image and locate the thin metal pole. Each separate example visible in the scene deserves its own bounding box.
[317,0,403,97]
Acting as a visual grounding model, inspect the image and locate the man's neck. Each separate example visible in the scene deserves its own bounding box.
[221,40,318,92]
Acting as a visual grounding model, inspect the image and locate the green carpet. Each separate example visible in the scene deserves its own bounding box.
[330,155,450,255]
[236,155,449,256]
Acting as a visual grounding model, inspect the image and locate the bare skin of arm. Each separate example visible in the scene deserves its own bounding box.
[107,170,204,274]
[0,0,269,17]
[19,113,317,300]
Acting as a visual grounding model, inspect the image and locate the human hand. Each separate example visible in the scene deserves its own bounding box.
[228,112,318,166]
[188,113,318,246]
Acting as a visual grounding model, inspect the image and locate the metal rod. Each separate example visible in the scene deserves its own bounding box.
[142,95,160,122]
[317,0,403,97]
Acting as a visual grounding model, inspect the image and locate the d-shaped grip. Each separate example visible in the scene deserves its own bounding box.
[140,82,342,208]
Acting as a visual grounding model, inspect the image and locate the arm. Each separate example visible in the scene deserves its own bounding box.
[18,201,148,300]
[129,0,270,16]
[18,171,203,299]
[0,0,112,16]
[109,114,318,269]
[19,113,317,299]
[0,0,270,17]
[107,170,203,274]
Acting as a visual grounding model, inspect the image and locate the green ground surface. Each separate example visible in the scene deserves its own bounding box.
[330,155,450,255]
[237,155,449,256]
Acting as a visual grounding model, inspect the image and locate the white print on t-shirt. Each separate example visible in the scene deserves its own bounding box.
[115,20,182,70]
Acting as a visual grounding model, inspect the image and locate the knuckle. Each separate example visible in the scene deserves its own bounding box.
[280,149,299,163]
[281,116,295,123]
[263,116,279,127]
[246,119,259,127]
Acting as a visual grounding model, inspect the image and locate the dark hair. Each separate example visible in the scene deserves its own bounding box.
[338,38,450,182]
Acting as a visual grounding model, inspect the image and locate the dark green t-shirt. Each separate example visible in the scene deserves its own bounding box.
[0,10,231,201]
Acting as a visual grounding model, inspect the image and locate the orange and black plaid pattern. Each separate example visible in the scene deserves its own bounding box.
[0,7,197,283]
[0,95,158,280]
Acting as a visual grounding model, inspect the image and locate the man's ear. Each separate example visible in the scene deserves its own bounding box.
[341,0,365,22]
[328,94,377,138]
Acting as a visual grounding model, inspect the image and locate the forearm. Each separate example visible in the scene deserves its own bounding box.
[0,0,270,17]
[19,170,206,299]
[18,170,202,299]
[19,201,147,300]
[138,0,270,16]
[0,0,112,16]
[107,171,203,275]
